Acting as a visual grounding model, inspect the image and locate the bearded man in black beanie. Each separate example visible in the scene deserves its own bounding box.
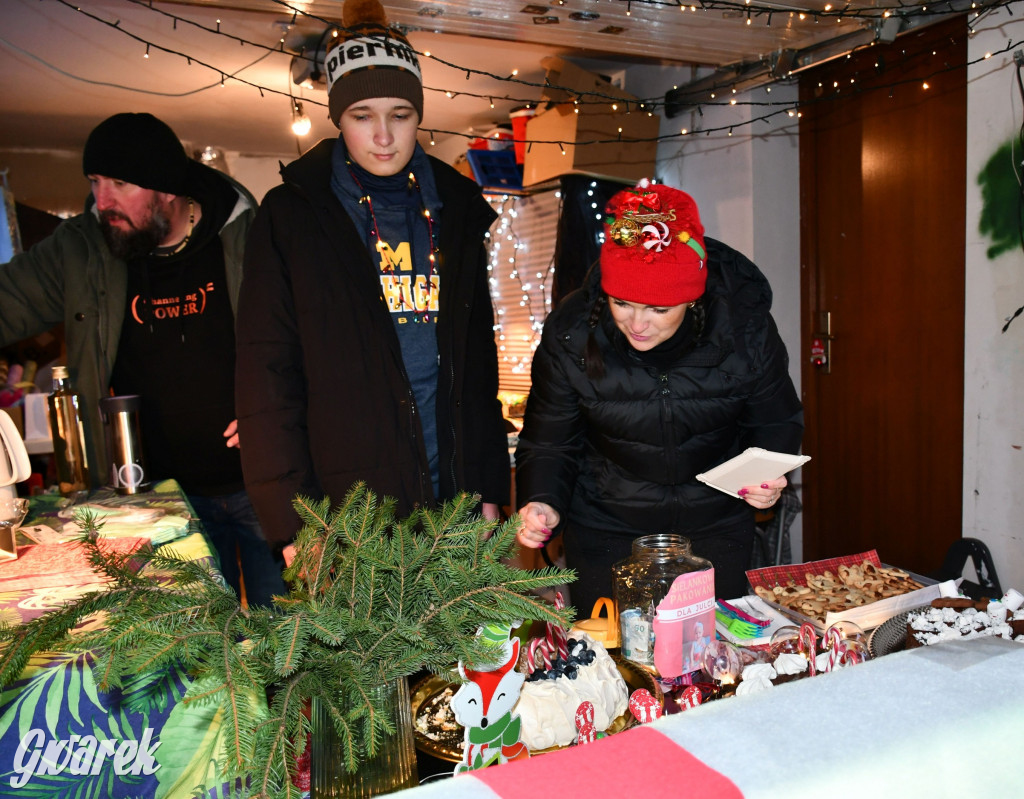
[0,112,286,607]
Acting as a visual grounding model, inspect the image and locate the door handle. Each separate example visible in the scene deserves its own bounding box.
[811,311,832,374]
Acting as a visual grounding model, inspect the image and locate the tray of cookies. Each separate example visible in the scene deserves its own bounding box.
[745,550,959,633]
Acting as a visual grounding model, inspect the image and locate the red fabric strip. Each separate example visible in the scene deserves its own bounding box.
[472,725,743,799]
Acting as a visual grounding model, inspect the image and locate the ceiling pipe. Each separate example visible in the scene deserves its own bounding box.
[663,1,995,118]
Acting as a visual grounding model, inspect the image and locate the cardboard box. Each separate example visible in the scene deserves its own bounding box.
[522,103,660,186]
[536,56,639,106]
[522,56,660,187]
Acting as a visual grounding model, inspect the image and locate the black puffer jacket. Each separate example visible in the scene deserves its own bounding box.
[236,140,509,547]
[515,238,803,538]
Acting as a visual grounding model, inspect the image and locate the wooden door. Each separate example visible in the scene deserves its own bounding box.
[799,16,967,574]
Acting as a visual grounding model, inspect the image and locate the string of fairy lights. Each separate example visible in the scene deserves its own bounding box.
[605,0,1008,19]
[22,0,1022,144]
[6,1,1020,366]
[486,192,560,381]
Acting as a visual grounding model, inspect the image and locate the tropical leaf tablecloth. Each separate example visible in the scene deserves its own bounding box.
[0,653,245,799]
[0,480,250,798]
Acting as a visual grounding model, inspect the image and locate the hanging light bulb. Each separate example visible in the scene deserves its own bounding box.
[291,100,311,136]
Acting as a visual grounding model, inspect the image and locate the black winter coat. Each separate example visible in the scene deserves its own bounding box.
[515,238,803,540]
[236,140,509,546]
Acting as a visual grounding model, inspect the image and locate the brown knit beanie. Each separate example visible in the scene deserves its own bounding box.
[325,0,423,127]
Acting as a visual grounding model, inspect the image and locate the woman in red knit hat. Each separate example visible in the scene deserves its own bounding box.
[514,180,803,613]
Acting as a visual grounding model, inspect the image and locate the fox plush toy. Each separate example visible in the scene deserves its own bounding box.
[450,623,530,773]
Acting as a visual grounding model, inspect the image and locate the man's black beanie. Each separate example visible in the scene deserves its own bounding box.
[82,113,190,195]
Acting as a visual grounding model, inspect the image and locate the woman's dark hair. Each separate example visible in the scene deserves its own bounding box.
[584,294,706,380]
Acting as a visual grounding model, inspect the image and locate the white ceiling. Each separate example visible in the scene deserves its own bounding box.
[0,0,907,162]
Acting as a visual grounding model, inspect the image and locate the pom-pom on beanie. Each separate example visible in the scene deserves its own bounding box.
[326,0,423,127]
[600,179,708,306]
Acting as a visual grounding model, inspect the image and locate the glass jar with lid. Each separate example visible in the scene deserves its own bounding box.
[612,534,715,679]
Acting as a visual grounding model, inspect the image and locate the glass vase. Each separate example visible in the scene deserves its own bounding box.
[311,676,418,798]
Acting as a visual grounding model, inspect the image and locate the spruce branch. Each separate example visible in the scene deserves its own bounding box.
[0,482,574,798]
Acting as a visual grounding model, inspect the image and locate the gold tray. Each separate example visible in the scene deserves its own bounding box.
[410,654,661,763]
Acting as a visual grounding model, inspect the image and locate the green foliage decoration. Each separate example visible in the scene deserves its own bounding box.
[976,138,1024,331]
[0,483,574,799]
[977,138,1023,262]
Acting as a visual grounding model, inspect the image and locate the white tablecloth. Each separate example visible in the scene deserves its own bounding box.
[396,637,1024,798]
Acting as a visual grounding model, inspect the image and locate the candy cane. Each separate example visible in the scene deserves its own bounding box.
[824,627,843,673]
[798,623,818,677]
[843,648,862,666]
[528,637,551,672]
[552,592,570,660]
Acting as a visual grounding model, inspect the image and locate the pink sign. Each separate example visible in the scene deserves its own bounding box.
[652,568,716,678]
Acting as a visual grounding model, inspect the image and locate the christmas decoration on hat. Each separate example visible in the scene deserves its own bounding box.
[600,178,708,306]
[326,0,423,127]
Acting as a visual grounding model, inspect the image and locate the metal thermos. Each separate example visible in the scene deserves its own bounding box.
[99,395,150,494]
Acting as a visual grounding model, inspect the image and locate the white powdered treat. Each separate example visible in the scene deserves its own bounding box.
[773,652,808,676]
[1002,588,1024,612]
[741,662,777,682]
[987,601,1008,624]
[513,632,628,751]
[736,673,775,695]
[910,616,934,632]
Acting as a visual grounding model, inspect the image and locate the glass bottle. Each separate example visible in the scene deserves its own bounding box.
[612,534,715,679]
[47,365,90,497]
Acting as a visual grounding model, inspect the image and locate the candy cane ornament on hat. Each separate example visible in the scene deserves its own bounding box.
[601,178,708,306]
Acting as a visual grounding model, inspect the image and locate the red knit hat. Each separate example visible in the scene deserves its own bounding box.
[600,180,707,306]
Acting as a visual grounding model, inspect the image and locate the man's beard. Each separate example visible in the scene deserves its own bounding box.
[99,200,171,260]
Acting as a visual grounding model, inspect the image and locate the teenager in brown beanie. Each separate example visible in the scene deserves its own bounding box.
[236,0,509,551]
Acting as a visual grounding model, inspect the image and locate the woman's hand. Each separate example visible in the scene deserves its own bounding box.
[223,419,240,448]
[516,501,560,549]
[738,476,788,511]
